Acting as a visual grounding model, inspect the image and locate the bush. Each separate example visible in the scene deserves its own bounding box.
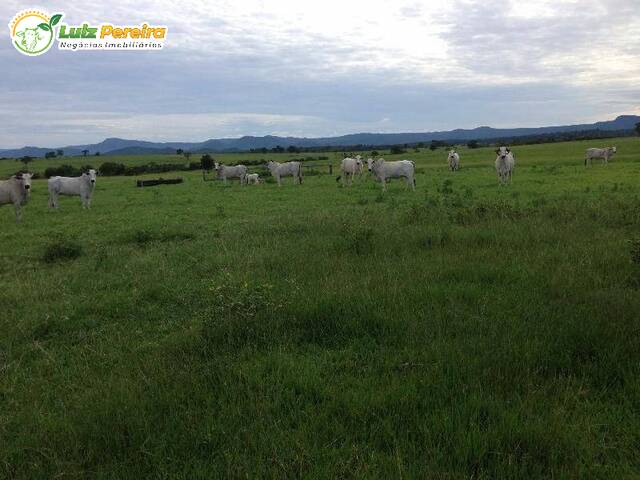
[98,162,126,176]
[200,154,214,171]
[390,145,406,155]
[44,164,82,178]
[42,239,83,263]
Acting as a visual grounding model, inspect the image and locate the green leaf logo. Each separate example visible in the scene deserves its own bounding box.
[38,23,51,32]
[50,14,63,27]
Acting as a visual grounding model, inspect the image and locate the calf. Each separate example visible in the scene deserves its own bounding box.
[245,173,262,185]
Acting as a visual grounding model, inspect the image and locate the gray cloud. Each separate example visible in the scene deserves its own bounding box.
[1,0,638,147]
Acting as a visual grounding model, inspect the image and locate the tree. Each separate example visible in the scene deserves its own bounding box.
[390,145,406,155]
[467,140,479,149]
[287,145,300,153]
[176,148,184,156]
[200,154,214,172]
[635,122,640,136]
[82,149,89,157]
[429,140,446,151]
[45,151,56,159]
[183,151,191,160]
[371,151,379,157]
[56,149,64,157]
[19,156,33,167]
[95,151,101,156]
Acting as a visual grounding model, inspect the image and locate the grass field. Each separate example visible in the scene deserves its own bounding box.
[2,138,640,478]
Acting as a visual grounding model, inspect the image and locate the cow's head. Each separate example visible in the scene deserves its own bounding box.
[611,146,617,153]
[83,169,97,185]
[367,158,375,172]
[15,172,33,195]
[16,27,42,51]
[448,149,457,159]
[371,158,384,172]
[214,162,221,170]
[496,146,510,159]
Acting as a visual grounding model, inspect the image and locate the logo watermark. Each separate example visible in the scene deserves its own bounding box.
[9,10,167,56]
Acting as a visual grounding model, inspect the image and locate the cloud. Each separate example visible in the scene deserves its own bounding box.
[1,0,638,147]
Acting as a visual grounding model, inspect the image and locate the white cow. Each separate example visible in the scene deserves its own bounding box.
[265,160,303,186]
[0,173,33,222]
[495,146,515,185]
[585,146,616,166]
[369,158,415,191]
[336,156,363,186]
[245,173,262,185]
[447,150,460,171]
[214,162,247,185]
[48,169,97,209]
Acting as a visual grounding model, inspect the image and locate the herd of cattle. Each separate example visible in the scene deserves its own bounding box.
[0,146,618,222]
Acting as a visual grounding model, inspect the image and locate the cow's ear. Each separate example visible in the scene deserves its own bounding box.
[506,148,510,153]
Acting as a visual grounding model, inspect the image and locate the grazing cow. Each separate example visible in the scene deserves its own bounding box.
[0,173,33,222]
[214,162,247,185]
[16,27,42,52]
[245,173,262,185]
[447,149,460,171]
[48,169,97,209]
[495,146,515,185]
[585,146,616,166]
[336,156,363,186]
[369,158,415,191]
[265,160,303,186]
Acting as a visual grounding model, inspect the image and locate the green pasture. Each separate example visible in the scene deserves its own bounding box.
[1,137,639,478]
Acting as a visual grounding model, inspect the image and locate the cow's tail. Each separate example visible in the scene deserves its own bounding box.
[299,163,303,184]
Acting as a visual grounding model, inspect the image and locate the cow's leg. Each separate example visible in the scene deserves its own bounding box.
[14,203,21,223]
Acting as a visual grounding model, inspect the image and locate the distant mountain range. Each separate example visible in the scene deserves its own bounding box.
[1,115,638,158]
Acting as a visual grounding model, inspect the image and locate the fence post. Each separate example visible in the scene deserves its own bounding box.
[328,163,332,175]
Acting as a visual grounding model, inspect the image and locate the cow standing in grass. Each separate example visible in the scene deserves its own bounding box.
[495,146,515,185]
[447,149,460,171]
[265,160,303,186]
[336,156,363,186]
[368,158,415,191]
[214,162,247,185]
[48,169,97,209]
[585,147,616,166]
[0,172,33,222]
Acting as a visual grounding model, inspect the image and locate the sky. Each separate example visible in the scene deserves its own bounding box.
[1,0,639,148]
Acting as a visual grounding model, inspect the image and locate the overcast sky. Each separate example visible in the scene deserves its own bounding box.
[2,0,639,148]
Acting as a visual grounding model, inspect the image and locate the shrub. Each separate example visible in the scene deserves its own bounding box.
[44,164,82,178]
[42,239,83,263]
[98,162,126,176]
